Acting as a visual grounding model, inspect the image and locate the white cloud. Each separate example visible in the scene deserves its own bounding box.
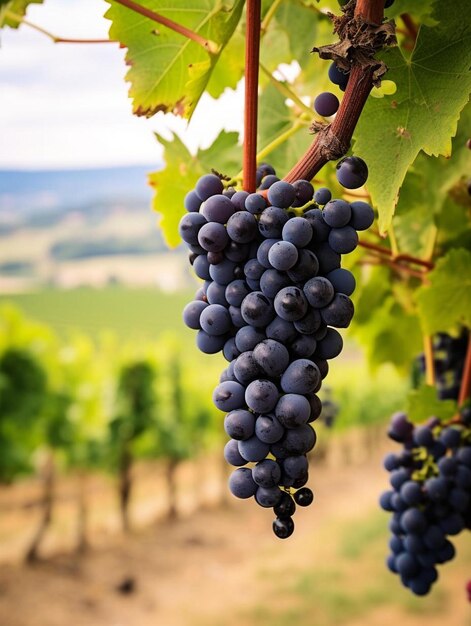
[0,0,243,169]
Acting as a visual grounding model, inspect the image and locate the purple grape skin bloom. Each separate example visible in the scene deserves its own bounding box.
[314,92,340,117]
[336,156,369,189]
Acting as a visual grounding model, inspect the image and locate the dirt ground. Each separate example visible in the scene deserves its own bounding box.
[0,436,470,626]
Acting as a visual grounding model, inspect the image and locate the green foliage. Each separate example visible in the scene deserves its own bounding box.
[105,0,244,119]
[416,248,471,335]
[0,0,43,28]
[355,0,471,233]
[407,385,457,424]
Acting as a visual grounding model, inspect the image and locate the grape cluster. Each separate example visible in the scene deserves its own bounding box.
[380,410,471,595]
[180,163,374,538]
[414,330,469,401]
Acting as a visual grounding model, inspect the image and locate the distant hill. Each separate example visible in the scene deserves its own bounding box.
[0,165,160,215]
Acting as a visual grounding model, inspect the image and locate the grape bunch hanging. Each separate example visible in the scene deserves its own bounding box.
[179,157,373,538]
[380,409,471,595]
[178,0,376,538]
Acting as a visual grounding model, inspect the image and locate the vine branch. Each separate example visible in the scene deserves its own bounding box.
[284,0,395,183]
[113,0,219,53]
[358,240,434,270]
[458,334,471,407]
[243,0,262,193]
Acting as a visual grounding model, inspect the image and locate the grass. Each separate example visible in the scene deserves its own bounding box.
[239,510,469,626]
[1,287,195,341]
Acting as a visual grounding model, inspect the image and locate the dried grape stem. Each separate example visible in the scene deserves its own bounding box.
[243,0,262,192]
[285,0,391,183]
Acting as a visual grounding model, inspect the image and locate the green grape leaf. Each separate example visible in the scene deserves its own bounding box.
[206,28,244,98]
[393,103,471,256]
[1,0,43,28]
[257,83,312,175]
[407,385,457,425]
[385,0,437,24]
[273,0,321,62]
[416,248,471,334]
[355,0,471,234]
[149,130,241,247]
[105,0,244,119]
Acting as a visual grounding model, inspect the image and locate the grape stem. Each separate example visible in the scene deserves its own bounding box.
[112,0,219,54]
[458,334,471,407]
[423,335,436,387]
[5,11,114,43]
[283,0,387,183]
[243,0,262,193]
[358,240,434,270]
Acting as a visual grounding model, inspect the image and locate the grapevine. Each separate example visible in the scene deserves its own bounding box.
[1,0,470,604]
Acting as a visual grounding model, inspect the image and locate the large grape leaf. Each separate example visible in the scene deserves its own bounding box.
[105,0,244,119]
[385,0,437,24]
[0,0,43,28]
[393,104,471,256]
[148,130,241,247]
[415,248,471,334]
[355,0,471,234]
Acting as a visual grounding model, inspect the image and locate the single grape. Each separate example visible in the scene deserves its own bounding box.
[227,211,258,243]
[328,62,349,90]
[213,380,246,412]
[328,226,359,254]
[255,414,285,444]
[229,467,257,498]
[253,459,282,488]
[195,174,223,200]
[314,92,340,117]
[267,181,296,208]
[282,217,313,247]
[245,379,279,414]
[224,410,256,441]
[253,339,290,377]
[303,276,334,308]
[201,194,235,224]
[268,241,299,271]
[314,187,332,205]
[326,268,356,296]
[274,286,308,322]
[241,291,275,327]
[336,156,368,189]
[275,393,311,428]
[197,222,229,252]
[259,207,290,238]
[294,487,314,506]
[182,300,208,330]
[238,435,271,463]
[273,516,295,539]
[184,190,202,212]
[349,201,374,230]
[323,199,351,228]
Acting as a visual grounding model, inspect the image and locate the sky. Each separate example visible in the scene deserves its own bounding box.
[0,0,244,169]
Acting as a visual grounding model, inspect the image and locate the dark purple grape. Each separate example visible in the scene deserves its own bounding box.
[336,156,368,189]
[314,91,339,117]
[294,487,314,506]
